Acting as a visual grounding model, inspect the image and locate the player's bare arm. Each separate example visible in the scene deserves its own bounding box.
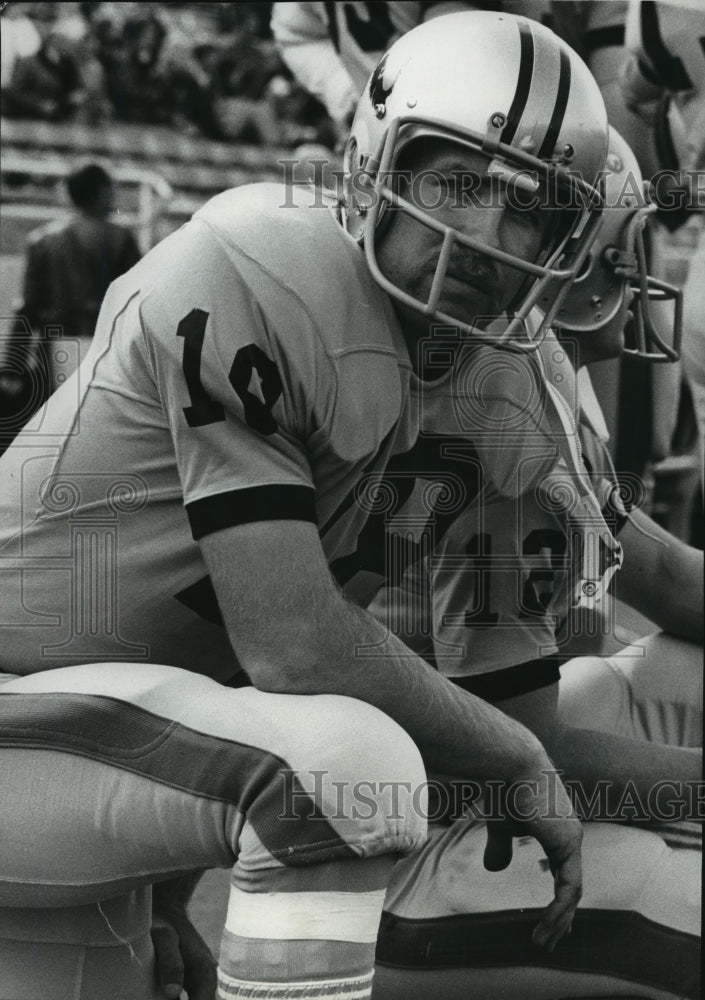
[615,508,704,644]
[200,518,582,951]
[499,681,701,820]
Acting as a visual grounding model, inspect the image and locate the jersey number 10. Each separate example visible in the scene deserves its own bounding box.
[177,308,283,435]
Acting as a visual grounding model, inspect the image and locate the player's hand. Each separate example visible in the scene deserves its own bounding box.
[151,908,217,1000]
[151,875,217,1000]
[483,766,583,952]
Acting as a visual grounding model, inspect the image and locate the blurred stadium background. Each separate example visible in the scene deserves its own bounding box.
[0,1,336,321]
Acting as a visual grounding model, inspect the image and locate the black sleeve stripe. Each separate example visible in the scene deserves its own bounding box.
[186,485,318,541]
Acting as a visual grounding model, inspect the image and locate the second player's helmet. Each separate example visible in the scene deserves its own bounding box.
[557,126,682,361]
[342,11,609,348]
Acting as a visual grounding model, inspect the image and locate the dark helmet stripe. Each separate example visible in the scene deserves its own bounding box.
[537,47,571,159]
[501,19,535,146]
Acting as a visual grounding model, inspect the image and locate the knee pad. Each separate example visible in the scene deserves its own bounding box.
[232,691,428,871]
[291,693,429,859]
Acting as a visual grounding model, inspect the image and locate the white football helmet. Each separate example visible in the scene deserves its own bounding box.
[556,126,683,362]
[341,11,609,349]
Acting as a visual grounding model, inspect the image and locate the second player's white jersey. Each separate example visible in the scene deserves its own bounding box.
[369,352,628,693]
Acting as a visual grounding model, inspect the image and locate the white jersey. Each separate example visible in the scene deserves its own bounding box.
[369,350,627,696]
[0,183,616,690]
[0,184,414,676]
[3,183,556,678]
[434,407,625,674]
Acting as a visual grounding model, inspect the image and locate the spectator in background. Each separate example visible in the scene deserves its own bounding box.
[1,1,108,122]
[0,5,43,96]
[1,3,81,121]
[96,7,173,124]
[81,0,128,79]
[197,3,283,142]
[22,162,141,396]
[85,2,273,139]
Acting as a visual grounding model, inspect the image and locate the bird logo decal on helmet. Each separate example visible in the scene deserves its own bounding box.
[369,53,396,118]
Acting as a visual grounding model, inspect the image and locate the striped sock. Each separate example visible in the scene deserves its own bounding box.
[217,970,374,999]
[218,859,394,1000]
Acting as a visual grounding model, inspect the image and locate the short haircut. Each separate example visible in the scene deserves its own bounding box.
[66,164,112,209]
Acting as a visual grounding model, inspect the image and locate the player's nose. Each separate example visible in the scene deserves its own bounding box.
[455,203,503,247]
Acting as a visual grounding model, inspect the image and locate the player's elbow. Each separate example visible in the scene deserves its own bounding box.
[239,654,317,695]
[238,657,304,694]
[230,617,347,697]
